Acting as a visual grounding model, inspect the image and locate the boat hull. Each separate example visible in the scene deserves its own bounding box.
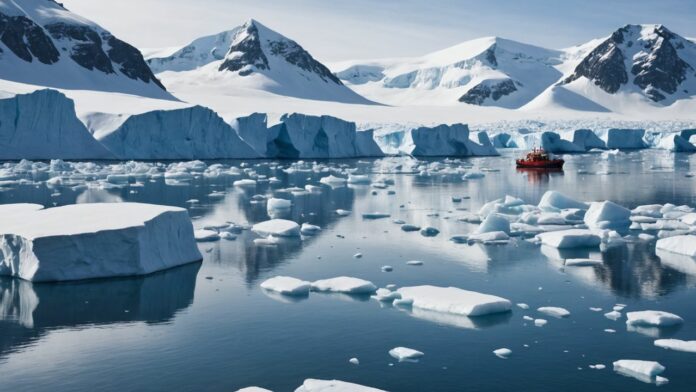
[516,159,564,169]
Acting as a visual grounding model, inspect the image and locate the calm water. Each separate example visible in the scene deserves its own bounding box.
[1,150,696,391]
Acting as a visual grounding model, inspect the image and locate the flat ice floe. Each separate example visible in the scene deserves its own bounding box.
[654,339,696,353]
[655,235,696,257]
[396,285,512,317]
[613,360,666,384]
[310,277,377,294]
[295,379,386,392]
[493,348,512,358]
[194,229,221,242]
[626,311,684,327]
[0,203,201,282]
[536,229,601,248]
[260,276,311,296]
[251,219,301,237]
[389,346,424,361]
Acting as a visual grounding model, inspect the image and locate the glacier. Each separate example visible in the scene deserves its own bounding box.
[0,203,202,282]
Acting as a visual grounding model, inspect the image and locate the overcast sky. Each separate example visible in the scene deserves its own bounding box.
[61,0,696,62]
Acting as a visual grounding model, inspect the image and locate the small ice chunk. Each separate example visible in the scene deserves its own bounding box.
[523,315,534,321]
[335,209,351,216]
[220,232,237,240]
[349,357,360,365]
[590,364,606,370]
[396,285,512,317]
[626,311,683,327]
[347,175,370,184]
[300,223,321,236]
[406,260,423,266]
[353,253,363,259]
[475,213,511,235]
[605,311,622,320]
[401,224,421,232]
[194,229,220,242]
[373,288,401,302]
[381,265,393,272]
[517,303,530,310]
[537,307,570,318]
[534,319,547,327]
[311,277,377,294]
[605,329,616,333]
[493,348,512,358]
[236,387,272,392]
[389,347,424,361]
[319,175,347,186]
[420,227,440,237]
[613,360,665,383]
[538,191,587,211]
[584,201,631,230]
[267,198,292,211]
[260,276,310,296]
[252,219,301,237]
[233,179,256,187]
[590,307,603,312]
[654,339,696,353]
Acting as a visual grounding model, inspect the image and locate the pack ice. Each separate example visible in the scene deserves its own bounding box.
[0,203,201,282]
[396,285,512,316]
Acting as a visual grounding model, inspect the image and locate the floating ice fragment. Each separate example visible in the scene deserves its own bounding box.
[406,260,423,266]
[534,319,547,327]
[252,219,301,237]
[389,347,424,361]
[381,265,393,272]
[194,229,220,242]
[613,360,666,384]
[311,277,377,294]
[396,286,512,317]
[260,276,311,296]
[537,307,570,318]
[537,229,601,248]
[565,258,602,266]
[349,357,360,365]
[517,303,530,310]
[420,227,440,237]
[335,209,351,216]
[401,224,421,232]
[493,348,512,358]
[654,339,696,353]
[605,311,622,320]
[362,212,390,219]
[626,311,683,327]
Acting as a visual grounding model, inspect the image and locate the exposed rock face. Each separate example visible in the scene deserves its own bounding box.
[563,24,695,102]
[459,79,518,105]
[0,14,59,64]
[218,22,269,75]
[218,20,341,84]
[0,1,166,94]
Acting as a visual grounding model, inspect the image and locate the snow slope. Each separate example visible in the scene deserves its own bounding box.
[331,37,563,108]
[0,0,170,99]
[147,19,372,104]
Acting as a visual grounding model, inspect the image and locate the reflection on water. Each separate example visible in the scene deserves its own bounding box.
[2,151,696,390]
[0,262,200,357]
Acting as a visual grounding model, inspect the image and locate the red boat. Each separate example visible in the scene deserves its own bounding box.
[516,148,564,169]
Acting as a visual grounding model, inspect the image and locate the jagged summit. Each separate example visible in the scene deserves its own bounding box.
[562,24,696,103]
[0,0,169,98]
[147,18,370,104]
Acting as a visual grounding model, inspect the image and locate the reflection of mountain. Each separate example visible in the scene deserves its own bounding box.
[543,244,688,298]
[0,262,200,357]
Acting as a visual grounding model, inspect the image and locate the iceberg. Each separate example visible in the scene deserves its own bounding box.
[602,129,648,149]
[540,131,584,153]
[0,203,201,282]
[0,90,113,159]
[396,285,512,317]
[398,124,498,157]
[584,201,631,230]
[572,129,606,150]
[96,106,259,159]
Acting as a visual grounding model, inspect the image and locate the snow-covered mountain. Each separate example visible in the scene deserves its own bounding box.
[147,19,372,104]
[558,24,696,105]
[0,0,169,99]
[331,37,564,108]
